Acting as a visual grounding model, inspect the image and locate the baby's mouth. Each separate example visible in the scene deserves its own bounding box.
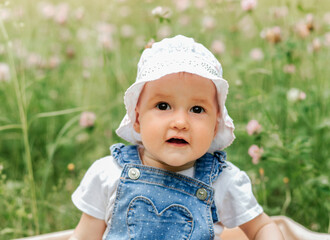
[166,138,188,144]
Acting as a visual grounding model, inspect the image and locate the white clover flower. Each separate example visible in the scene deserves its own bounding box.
[0,63,10,82]
[249,48,264,61]
[151,6,172,19]
[211,40,226,55]
[38,2,55,19]
[202,16,216,30]
[241,0,257,11]
[287,88,306,102]
[79,112,96,128]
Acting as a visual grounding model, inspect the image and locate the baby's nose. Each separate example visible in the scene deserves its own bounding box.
[170,111,190,130]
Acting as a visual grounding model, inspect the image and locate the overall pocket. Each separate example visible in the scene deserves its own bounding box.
[127,196,194,240]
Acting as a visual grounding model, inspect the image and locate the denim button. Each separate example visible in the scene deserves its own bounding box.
[196,188,207,200]
[128,168,140,180]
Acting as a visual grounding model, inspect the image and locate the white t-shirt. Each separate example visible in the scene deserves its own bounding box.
[72,155,263,239]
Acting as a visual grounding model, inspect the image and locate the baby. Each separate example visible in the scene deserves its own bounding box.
[70,35,283,240]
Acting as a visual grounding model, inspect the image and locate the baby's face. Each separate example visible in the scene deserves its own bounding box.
[134,72,219,172]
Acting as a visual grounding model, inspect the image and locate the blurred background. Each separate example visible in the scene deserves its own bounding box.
[0,0,329,238]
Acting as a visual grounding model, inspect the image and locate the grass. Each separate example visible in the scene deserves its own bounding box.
[0,0,329,238]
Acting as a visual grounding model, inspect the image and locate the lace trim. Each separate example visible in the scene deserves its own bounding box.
[137,55,221,80]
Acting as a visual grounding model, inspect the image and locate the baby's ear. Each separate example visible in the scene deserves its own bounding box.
[133,107,141,133]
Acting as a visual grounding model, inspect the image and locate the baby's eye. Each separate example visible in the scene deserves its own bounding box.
[156,102,171,110]
[190,106,205,114]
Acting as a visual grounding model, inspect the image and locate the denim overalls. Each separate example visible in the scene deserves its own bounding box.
[105,143,227,240]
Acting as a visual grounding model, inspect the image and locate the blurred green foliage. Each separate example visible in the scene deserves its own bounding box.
[0,0,329,238]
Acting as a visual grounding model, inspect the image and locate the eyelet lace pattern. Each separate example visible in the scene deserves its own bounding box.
[137,35,223,81]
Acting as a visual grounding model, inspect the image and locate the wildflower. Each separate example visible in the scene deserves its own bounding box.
[0,8,12,21]
[194,0,206,9]
[120,24,135,38]
[96,22,116,36]
[66,46,75,59]
[54,3,69,25]
[0,63,10,82]
[151,6,172,20]
[48,56,61,69]
[235,79,243,87]
[38,2,55,19]
[77,28,90,42]
[246,120,262,135]
[299,92,306,100]
[82,70,91,79]
[26,53,40,67]
[295,22,310,39]
[237,16,257,38]
[249,48,264,61]
[248,145,264,164]
[259,167,264,177]
[98,33,115,50]
[74,7,84,20]
[67,163,75,171]
[287,88,306,102]
[305,14,315,31]
[241,0,257,12]
[211,40,226,55]
[308,38,322,52]
[202,16,216,30]
[283,177,289,184]
[324,12,330,25]
[283,64,296,74]
[96,23,116,51]
[79,111,96,128]
[271,6,288,19]
[324,32,330,47]
[261,26,282,44]
[119,6,131,18]
[173,0,190,12]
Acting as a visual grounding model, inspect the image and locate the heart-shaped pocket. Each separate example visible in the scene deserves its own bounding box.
[127,196,193,240]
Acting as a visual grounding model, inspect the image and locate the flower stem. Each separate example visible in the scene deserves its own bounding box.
[0,18,39,234]
[281,186,291,215]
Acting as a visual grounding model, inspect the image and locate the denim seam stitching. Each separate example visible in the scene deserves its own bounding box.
[126,164,211,189]
[122,178,212,202]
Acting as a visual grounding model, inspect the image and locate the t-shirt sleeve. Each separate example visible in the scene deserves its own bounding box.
[217,168,263,228]
[71,157,114,220]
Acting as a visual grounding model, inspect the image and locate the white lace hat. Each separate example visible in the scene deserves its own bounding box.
[116,35,235,152]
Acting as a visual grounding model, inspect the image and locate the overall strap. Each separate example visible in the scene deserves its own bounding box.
[194,151,228,223]
[110,143,141,167]
[194,151,228,185]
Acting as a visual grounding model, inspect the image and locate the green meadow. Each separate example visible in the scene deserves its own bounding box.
[0,0,329,238]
